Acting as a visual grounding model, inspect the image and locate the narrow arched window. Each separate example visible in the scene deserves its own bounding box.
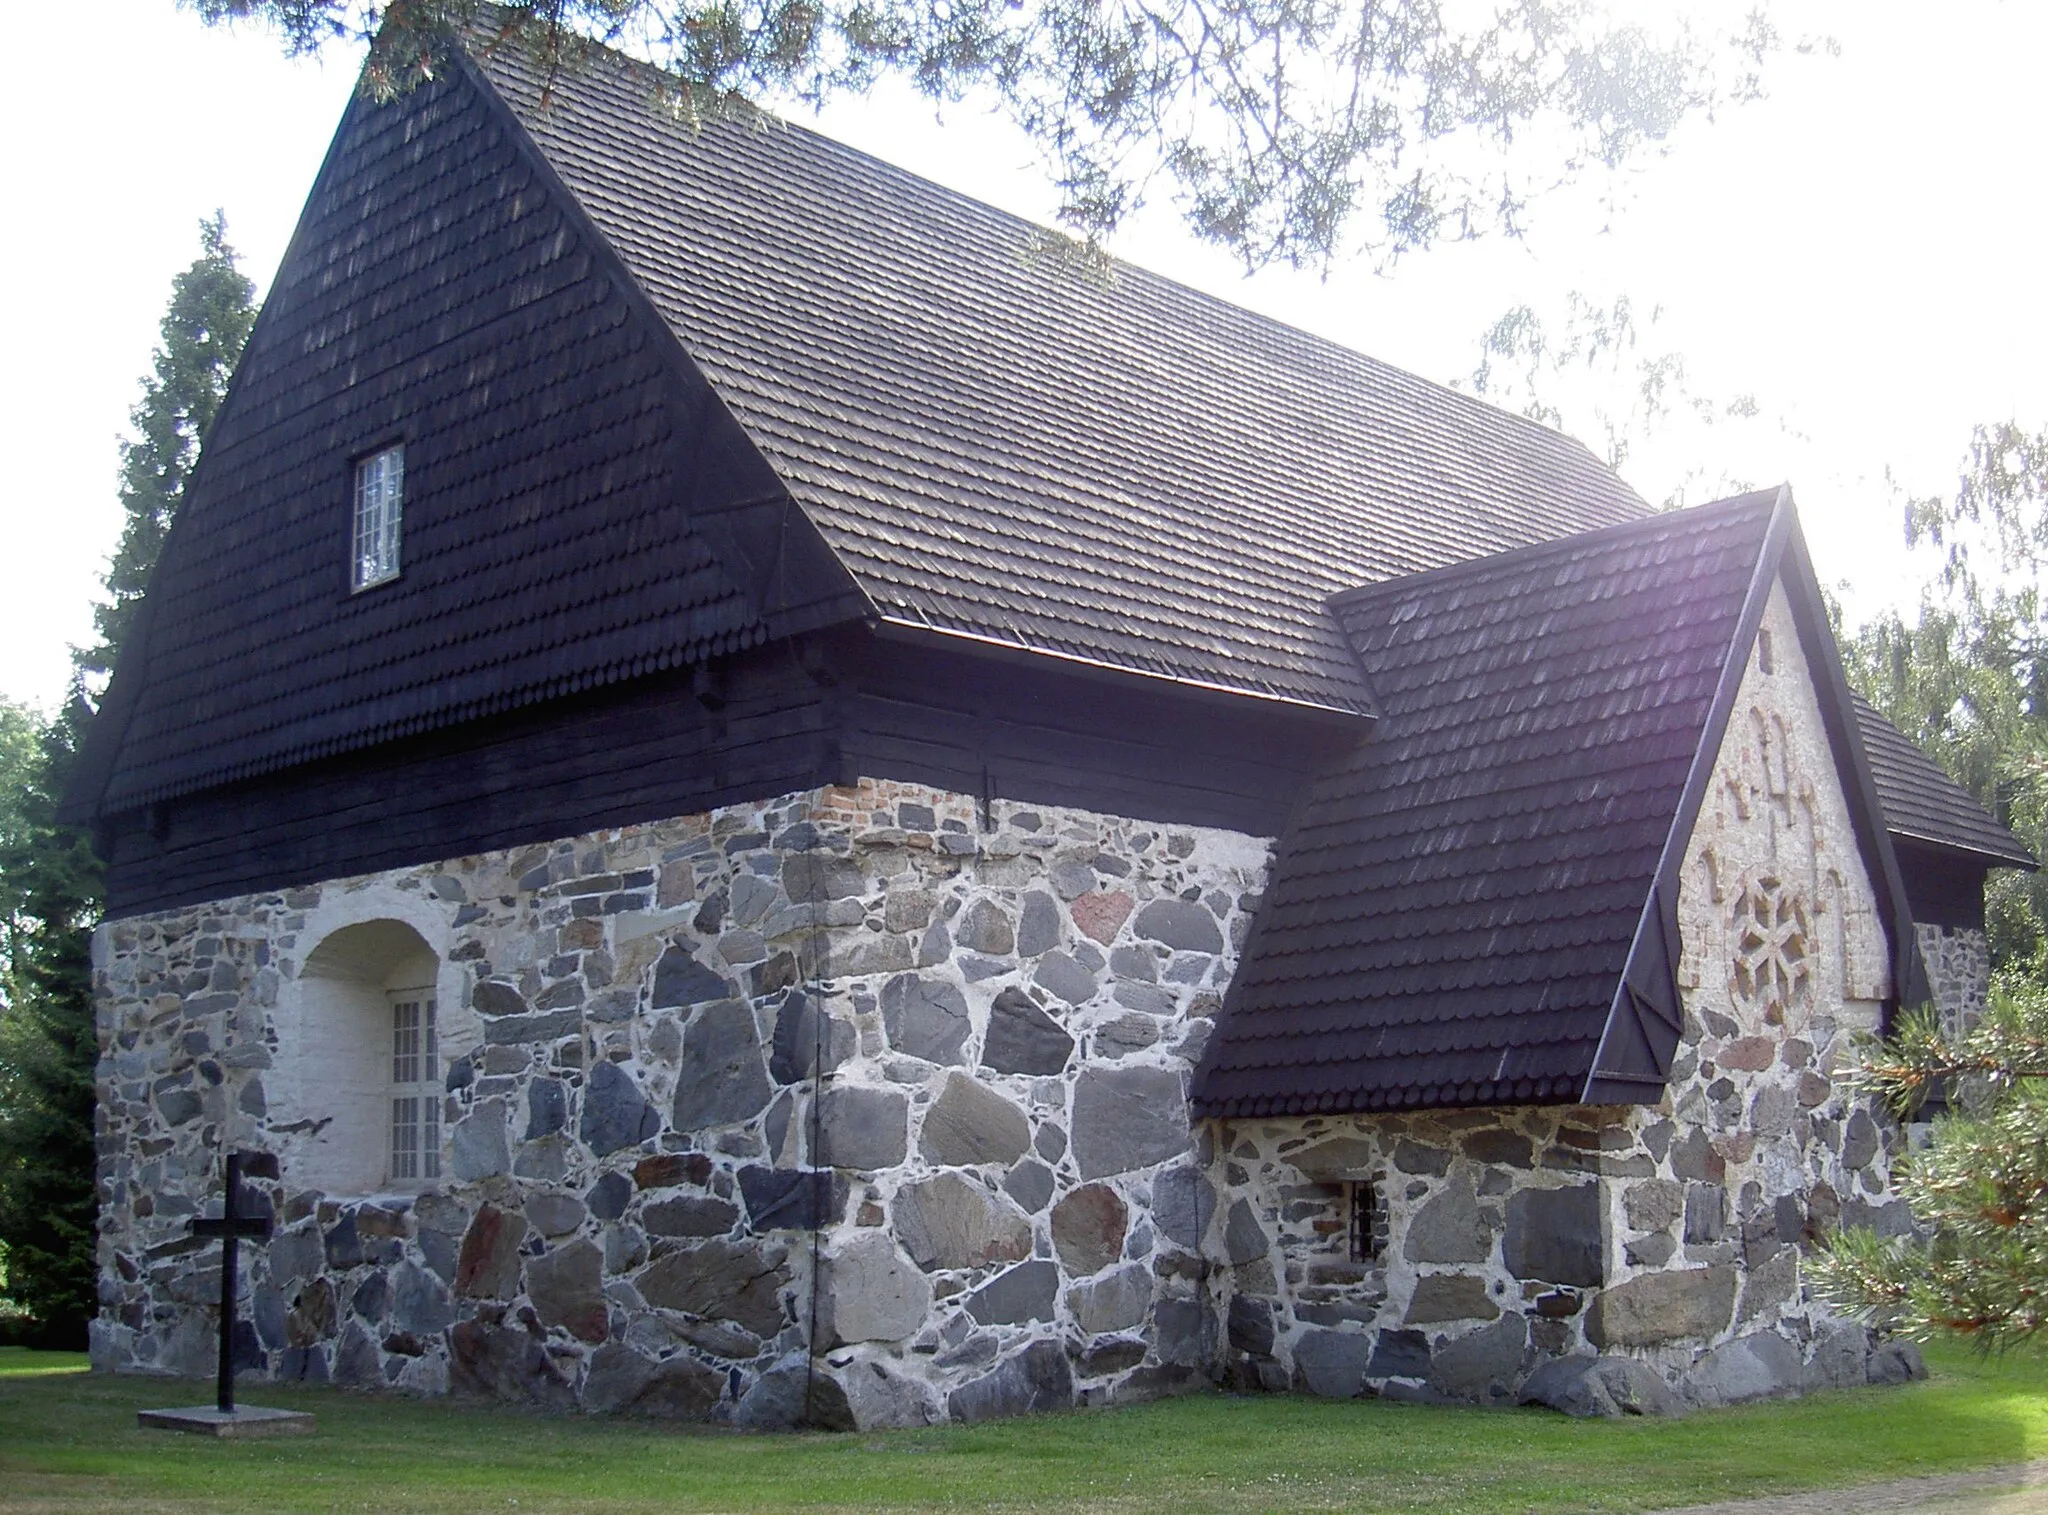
[279,919,449,1195]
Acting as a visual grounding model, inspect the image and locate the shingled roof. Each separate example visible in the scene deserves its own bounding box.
[67,35,1662,826]
[1851,692,2035,869]
[1192,490,1923,1118]
[476,42,1652,718]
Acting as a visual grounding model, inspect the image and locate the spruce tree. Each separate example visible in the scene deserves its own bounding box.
[0,711,100,1347]
[81,211,257,685]
[0,216,256,1347]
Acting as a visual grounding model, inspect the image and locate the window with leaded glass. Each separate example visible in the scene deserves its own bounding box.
[352,445,404,589]
[388,989,440,1183]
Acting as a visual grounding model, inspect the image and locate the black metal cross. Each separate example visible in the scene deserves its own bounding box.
[188,1152,273,1415]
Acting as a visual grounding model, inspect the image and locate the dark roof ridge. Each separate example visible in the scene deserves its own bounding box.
[1327,487,1783,614]
[1583,490,1929,1100]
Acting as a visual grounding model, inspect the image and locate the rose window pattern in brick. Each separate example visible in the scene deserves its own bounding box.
[1731,873,1812,1027]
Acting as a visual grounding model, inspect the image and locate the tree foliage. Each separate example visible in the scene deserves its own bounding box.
[79,210,258,689]
[1818,420,2048,1349]
[1813,979,2048,1347]
[0,708,101,1348]
[1460,289,1785,507]
[0,218,256,1347]
[1842,420,2048,977]
[187,0,1787,271]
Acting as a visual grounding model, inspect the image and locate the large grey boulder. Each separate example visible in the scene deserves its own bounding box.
[816,1085,909,1170]
[1068,1265,1154,1335]
[1071,1065,1189,1179]
[1426,1313,1527,1403]
[1051,1183,1128,1275]
[769,990,855,1083]
[738,1166,847,1232]
[1016,892,1063,957]
[673,1001,773,1130]
[1226,1294,1275,1356]
[1867,1338,1928,1385]
[1132,899,1222,953]
[1403,1176,1491,1266]
[1033,951,1100,1006]
[1404,1273,1498,1324]
[1293,1329,1375,1398]
[391,1261,453,1335]
[1805,1318,1873,1390]
[1519,1355,1685,1418]
[839,1356,946,1429]
[956,899,1016,955]
[582,1061,661,1155]
[820,1232,932,1345]
[1152,1166,1217,1249]
[1220,1198,1267,1266]
[1503,1184,1602,1287]
[1154,1296,1211,1367]
[651,946,734,1009]
[636,1238,789,1339]
[881,975,971,1065]
[894,1172,1032,1271]
[981,987,1075,1075]
[1586,1266,1736,1348]
[580,1343,657,1414]
[450,1099,510,1181]
[449,1320,576,1408]
[947,1339,1075,1423]
[919,1072,1030,1166]
[965,1260,1060,1326]
[526,1238,608,1344]
[1685,1330,1804,1406]
[734,1351,857,1431]
[581,1343,726,1418]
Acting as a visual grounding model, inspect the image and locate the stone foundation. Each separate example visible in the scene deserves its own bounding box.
[92,780,1267,1425]
[89,579,1946,1422]
[1917,923,1991,1035]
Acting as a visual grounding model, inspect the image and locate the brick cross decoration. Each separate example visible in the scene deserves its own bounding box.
[188,1152,273,1415]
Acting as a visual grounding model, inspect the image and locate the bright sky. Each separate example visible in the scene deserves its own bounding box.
[2,0,2043,715]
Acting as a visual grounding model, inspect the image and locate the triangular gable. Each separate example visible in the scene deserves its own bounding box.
[1194,489,1923,1120]
[1583,494,1924,1101]
[66,53,866,825]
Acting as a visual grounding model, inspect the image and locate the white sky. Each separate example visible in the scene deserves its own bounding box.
[2,0,2043,715]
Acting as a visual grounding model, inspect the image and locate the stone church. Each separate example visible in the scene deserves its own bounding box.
[67,24,2032,1426]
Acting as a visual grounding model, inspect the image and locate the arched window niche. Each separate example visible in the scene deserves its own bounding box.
[274,898,470,1198]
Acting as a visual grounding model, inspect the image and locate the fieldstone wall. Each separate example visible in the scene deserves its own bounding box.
[1916,923,1991,1035]
[1208,579,1912,1407]
[90,779,1267,1426]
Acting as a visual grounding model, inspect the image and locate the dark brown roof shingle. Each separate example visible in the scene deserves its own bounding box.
[1852,692,2035,869]
[479,44,1651,720]
[1194,492,1781,1118]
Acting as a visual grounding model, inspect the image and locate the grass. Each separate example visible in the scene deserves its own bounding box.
[1,1342,2045,1514]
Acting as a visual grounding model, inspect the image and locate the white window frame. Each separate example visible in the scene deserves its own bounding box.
[387,987,441,1184]
[352,445,405,590]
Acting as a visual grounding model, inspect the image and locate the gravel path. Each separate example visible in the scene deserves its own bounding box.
[1646,1462,2048,1515]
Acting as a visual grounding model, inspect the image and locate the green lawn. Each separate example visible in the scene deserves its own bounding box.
[2,1342,2044,1514]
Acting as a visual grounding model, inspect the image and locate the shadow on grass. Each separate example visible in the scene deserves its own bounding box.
[1,1341,2043,1515]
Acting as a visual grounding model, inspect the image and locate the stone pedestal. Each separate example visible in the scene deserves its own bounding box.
[137,1405,316,1438]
